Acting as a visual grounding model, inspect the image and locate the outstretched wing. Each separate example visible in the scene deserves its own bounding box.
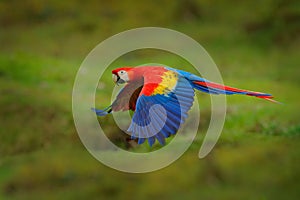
[127,69,195,146]
[93,82,143,116]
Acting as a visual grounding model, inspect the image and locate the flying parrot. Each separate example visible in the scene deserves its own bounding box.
[93,66,276,146]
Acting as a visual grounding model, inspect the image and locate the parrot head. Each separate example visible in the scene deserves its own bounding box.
[112,67,132,85]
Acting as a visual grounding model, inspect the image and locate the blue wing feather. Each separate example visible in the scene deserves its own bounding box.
[127,75,195,146]
[92,106,112,116]
[155,132,166,145]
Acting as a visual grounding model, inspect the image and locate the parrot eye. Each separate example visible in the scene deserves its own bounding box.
[119,70,125,75]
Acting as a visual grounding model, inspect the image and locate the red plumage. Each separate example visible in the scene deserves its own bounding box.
[193,81,278,103]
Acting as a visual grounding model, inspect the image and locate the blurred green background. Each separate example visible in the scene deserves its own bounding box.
[0,0,299,199]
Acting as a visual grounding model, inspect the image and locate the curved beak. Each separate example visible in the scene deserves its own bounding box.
[112,74,125,85]
[112,74,119,84]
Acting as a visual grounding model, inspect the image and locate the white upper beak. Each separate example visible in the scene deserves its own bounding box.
[112,74,118,83]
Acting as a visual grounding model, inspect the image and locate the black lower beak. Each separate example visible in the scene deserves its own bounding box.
[112,74,125,85]
[117,77,125,84]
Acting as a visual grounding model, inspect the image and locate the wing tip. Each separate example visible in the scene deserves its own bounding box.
[91,106,112,116]
[148,137,155,147]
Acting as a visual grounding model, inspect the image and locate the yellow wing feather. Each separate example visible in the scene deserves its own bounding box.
[153,71,178,95]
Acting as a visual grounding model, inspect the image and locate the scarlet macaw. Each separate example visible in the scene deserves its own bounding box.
[93,66,276,146]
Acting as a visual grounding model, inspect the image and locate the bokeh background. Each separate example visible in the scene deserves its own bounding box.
[0,0,299,199]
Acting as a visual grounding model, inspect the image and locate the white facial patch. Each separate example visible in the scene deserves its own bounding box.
[118,70,129,82]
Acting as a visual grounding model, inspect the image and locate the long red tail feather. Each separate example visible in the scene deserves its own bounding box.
[194,81,279,103]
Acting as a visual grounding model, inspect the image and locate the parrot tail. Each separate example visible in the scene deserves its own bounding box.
[192,80,279,103]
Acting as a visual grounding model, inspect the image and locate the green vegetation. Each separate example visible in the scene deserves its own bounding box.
[0,0,299,199]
